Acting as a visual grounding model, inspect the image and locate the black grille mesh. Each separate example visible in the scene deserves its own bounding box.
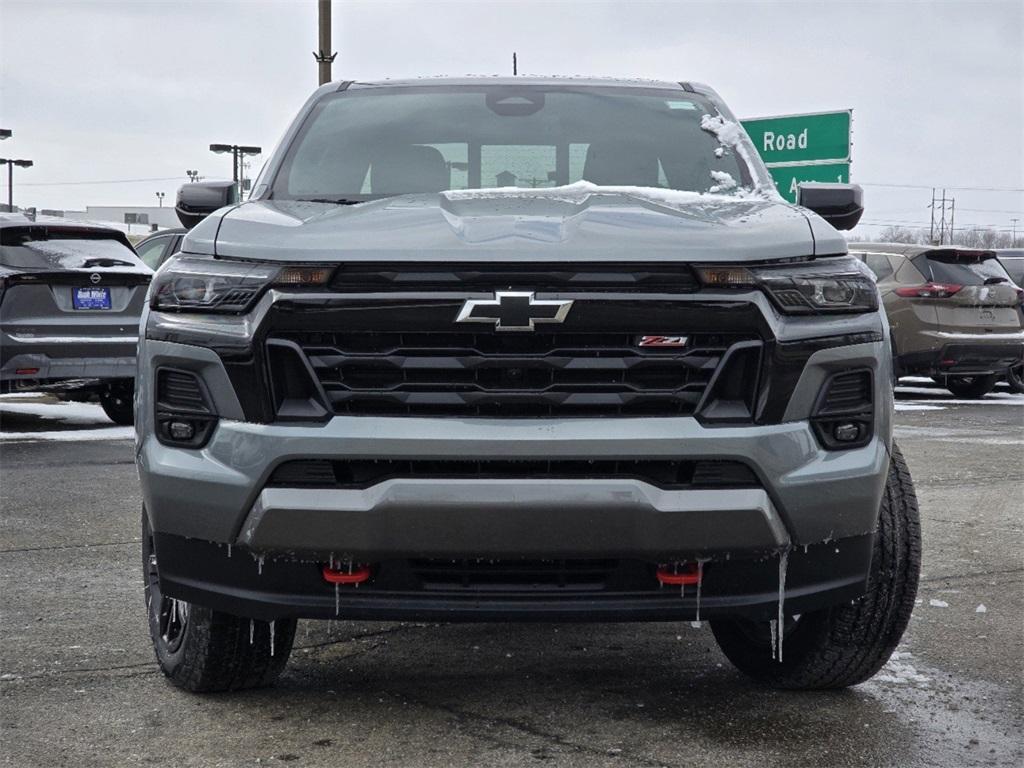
[273,331,752,418]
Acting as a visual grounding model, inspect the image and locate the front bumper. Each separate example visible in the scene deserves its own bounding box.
[138,292,893,622]
[153,530,874,622]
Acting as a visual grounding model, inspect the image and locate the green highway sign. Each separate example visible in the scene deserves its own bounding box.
[768,162,851,204]
[742,110,851,165]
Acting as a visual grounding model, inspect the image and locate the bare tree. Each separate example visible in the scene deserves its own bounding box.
[874,225,923,244]
[867,225,1013,248]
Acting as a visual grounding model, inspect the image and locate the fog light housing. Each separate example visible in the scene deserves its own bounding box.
[833,422,862,443]
[168,421,196,441]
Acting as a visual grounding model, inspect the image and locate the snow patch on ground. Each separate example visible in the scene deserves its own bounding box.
[0,399,109,425]
[874,651,931,686]
[895,403,946,412]
[929,599,949,608]
[0,427,134,442]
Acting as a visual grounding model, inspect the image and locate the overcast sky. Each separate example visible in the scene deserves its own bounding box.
[1,0,1021,239]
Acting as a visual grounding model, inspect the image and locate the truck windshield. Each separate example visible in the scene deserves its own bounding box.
[270,86,760,201]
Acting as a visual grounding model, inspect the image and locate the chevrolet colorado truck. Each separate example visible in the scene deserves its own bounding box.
[137,77,920,692]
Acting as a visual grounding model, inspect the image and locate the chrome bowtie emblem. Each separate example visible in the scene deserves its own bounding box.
[455,291,574,332]
[89,272,102,284]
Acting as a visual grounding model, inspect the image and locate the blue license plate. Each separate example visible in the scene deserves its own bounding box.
[73,286,112,310]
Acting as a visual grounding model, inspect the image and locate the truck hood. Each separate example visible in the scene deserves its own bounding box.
[192,184,847,263]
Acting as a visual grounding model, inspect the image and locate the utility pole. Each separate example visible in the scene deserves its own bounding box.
[313,0,337,86]
[513,52,517,76]
[948,198,955,245]
[929,188,936,244]
[1011,218,1019,247]
[937,189,947,245]
[0,158,33,210]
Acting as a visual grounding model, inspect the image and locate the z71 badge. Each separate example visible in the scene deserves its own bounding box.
[637,335,688,347]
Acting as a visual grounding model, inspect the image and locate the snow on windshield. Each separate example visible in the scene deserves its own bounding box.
[700,113,783,201]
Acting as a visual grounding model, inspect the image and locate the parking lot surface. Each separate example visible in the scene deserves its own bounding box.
[1,381,1021,768]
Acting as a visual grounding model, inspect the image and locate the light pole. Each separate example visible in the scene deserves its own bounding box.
[155,191,165,207]
[313,0,337,86]
[186,169,200,183]
[0,158,33,210]
[209,144,261,199]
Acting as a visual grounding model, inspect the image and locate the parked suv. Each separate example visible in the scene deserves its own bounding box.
[138,77,920,693]
[850,243,1024,398]
[134,227,186,271]
[0,214,152,423]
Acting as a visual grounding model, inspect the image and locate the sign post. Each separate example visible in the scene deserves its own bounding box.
[740,110,852,203]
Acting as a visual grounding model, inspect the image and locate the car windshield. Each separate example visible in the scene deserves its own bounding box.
[913,251,1013,286]
[270,85,761,201]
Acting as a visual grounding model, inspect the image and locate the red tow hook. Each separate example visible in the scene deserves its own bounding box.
[322,563,372,584]
[655,562,701,586]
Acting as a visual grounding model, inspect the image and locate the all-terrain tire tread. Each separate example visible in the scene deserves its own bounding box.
[711,442,921,690]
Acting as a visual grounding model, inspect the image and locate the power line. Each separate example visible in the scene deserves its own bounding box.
[859,181,1024,193]
[17,176,190,187]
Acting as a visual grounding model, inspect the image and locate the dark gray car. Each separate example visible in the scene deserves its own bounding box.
[0,214,151,423]
[137,77,919,693]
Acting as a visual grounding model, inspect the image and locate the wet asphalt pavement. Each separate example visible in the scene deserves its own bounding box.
[1,383,1021,767]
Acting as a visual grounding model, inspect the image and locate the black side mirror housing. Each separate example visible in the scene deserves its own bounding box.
[797,182,864,231]
[175,181,239,229]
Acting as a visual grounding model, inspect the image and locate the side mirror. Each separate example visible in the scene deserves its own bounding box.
[175,181,239,229]
[797,182,864,231]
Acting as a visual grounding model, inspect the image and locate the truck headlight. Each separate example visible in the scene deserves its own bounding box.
[151,256,332,313]
[695,257,879,315]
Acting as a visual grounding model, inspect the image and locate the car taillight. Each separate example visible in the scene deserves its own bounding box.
[894,282,962,298]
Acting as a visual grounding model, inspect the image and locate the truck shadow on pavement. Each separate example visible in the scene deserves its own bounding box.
[170,620,973,768]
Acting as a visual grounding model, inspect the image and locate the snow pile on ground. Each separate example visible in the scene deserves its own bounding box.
[0,398,109,425]
[0,426,134,442]
[874,651,931,686]
[0,395,131,442]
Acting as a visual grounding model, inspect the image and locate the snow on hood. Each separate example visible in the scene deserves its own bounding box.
[198,177,847,263]
[441,180,763,207]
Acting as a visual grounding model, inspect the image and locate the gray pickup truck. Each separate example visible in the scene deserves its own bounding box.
[137,77,920,693]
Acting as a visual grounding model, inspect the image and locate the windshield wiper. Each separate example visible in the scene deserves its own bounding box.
[298,197,365,205]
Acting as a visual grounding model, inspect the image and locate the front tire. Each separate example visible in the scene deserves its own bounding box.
[143,511,296,692]
[942,374,998,399]
[710,442,921,690]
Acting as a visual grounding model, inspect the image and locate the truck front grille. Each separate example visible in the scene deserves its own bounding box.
[272,331,754,418]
